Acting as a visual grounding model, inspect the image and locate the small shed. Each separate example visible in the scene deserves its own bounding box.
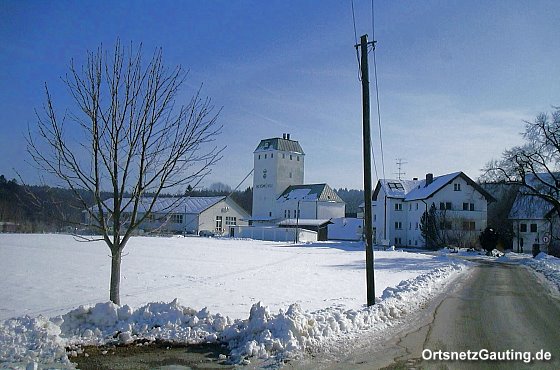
[277,218,332,241]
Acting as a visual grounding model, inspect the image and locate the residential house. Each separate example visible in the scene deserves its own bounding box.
[509,193,552,254]
[372,172,495,248]
[85,196,250,236]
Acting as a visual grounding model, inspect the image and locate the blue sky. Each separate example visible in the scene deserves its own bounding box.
[1,0,559,190]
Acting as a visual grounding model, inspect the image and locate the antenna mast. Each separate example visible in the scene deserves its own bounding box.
[395,158,407,180]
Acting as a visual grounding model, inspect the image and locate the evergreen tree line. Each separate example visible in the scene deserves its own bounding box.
[0,176,367,233]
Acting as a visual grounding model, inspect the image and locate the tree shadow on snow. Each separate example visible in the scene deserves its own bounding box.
[326,256,454,272]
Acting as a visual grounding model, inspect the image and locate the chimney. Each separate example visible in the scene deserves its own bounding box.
[282,133,286,139]
[413,177,418,181]
[425,173,434,186]
[287,133,291,140]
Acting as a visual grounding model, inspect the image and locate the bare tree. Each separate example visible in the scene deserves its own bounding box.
[482,108,560,218]
[27,41,222,305]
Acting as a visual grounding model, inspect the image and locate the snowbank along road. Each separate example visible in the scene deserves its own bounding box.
[295,257,560,369]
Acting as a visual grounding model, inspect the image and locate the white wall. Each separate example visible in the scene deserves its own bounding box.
[199,198,250,236]
[374,176,489,247]
[252,147,304,219]
[234,225,317,242]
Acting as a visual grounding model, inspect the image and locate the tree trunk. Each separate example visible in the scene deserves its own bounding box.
[110,247,122,305]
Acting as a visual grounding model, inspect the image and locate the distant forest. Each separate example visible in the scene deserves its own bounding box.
[0,174,365,233]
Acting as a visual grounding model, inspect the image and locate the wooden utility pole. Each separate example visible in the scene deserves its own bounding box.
[357,34,376,306]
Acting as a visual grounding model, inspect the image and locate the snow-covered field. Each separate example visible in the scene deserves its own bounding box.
[0,234,470,368]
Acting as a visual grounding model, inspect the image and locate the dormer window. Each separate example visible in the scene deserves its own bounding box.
[264,142,270,149]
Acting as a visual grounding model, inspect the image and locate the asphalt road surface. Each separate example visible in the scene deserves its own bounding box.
[292,258,560,370]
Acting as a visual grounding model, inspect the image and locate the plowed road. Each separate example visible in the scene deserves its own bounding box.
[292,258,560,370]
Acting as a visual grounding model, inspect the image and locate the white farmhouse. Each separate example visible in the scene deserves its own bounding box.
[85,196,249,236]
[372,172,495,248]
[508,193,552,254]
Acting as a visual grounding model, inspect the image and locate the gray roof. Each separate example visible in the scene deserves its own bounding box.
[405,172,463,201]
[277,183,344,203]
[254,137,304,154]
[101,196,228,215]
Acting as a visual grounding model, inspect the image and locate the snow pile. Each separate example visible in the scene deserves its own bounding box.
[60,299,230,347]
[1,257,468,367]
[0,315,70,369]
[517,252,560,291]
[221,258,468,362]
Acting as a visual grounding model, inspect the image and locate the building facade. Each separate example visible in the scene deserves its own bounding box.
[252,134,305,221]
[251,134,345,225]
[246,134,346,241]
[85,196,250,236]
[372,172,495,248]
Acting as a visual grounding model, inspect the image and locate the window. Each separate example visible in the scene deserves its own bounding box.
[288,210,291,218]
[289,172,293,178]
[454,183,461,191]
[463,202,469,211]
[440,202,452,210]
[395,221,402,230]
[290,155,293,160]
[470,203,475,211]
[409,222,412,230]
[282,153,285,159]
[395,203,403,211]
[530,224,537,233]
[258,155,261,159]
[395,237,402,245]
[170,214,183,224]
[520,223,527,232]
[215,216,223,232]
[387,182,404,190]
[416,203,419,210]
[415,222,419,230]
[294,210,297,218]
[225,216,237,226]
[264,154,267,159]
[284,210,287,218]
[297,156,300,161]
[271,153,273,158]
[462,221,476,231]
[409,204,412,211]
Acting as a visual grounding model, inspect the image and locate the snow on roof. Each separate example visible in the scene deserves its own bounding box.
[277,218,332,227]
[373,172,495,202]
[375,179,422,199]
[103,196,226,215]
[277,184,344,203]
[509,191,555,220]
[404,172,462,201]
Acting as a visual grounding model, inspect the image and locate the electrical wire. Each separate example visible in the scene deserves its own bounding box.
[351,0,362,81]
[370,0,386,180]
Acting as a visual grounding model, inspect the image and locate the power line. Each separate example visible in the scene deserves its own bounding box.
[370,0,386,180]
[351,0,362,82]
